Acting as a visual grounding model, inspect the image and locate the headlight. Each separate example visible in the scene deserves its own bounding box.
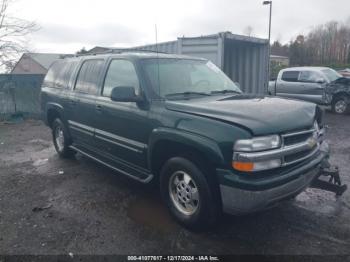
[234,135,281,152]
[232,135,282,172]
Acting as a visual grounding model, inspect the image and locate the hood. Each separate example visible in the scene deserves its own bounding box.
[165,95,317,135]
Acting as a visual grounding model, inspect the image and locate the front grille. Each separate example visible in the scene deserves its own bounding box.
[283,132,312,146]
[281,126,321,166]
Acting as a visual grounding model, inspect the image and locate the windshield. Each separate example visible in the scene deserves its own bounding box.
[141,58,241,98]
[321,68,342,82]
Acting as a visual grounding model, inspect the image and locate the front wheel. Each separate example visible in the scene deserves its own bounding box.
[160,157,220,230]
[331,95,349,115]
[52,118,75,158]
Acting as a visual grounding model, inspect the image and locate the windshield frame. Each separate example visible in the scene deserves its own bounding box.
[139,57,242,100]
[321,68,342,82]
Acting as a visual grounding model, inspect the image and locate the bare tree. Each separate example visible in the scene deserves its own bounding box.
[0,0,38,72]
[243,26,254,37]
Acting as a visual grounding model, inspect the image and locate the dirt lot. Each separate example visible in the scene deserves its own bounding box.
[0,112,349,255]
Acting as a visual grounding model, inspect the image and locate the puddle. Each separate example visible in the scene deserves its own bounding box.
[294,188,342,215]
[33,158,49,166]
[127,196,178,233]
[1,146,55,164]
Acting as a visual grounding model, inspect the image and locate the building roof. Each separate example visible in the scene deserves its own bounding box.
[24,53,69,69]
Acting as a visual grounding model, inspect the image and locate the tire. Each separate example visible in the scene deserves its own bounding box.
[160,156,220,230]
[52,118,75,158]
[331,95,349,115]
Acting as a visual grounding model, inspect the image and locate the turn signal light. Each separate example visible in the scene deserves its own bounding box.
[232,161,254,172]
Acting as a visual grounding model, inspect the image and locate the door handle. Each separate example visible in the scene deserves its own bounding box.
[96,104,102,111]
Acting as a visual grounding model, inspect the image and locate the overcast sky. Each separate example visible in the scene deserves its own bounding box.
[10,0,350,54]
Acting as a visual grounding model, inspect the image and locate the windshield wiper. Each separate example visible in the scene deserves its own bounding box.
[165,91,211,98]
[210,89,241,95]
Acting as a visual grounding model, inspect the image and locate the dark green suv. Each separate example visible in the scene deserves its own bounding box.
[41,52,329,229]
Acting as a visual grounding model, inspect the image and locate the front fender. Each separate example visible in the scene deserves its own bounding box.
[44,102,65,125]
[148,127,225,170]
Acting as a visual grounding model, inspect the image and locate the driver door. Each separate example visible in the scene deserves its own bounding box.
[297,71,326,104]
[94,59,151,172]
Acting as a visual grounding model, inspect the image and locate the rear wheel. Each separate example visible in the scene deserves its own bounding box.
[332,95,349,115]
[160,156,220,230]
[52,118,75,158]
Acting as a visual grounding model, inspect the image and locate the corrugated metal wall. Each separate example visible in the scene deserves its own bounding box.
[0,74,44,120]
[223,39,269,94]
[134,40,179,54]
[133,33,268,94]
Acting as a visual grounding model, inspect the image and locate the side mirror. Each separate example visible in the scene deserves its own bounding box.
[316,78,326,84]
[110,86,143,102]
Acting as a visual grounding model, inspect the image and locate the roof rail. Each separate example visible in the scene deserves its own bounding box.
[75,49,168,57]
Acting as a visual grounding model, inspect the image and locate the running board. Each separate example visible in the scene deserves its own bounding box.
[69,145,153,184]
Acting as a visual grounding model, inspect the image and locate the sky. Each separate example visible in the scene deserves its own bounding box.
[9,0,350,54]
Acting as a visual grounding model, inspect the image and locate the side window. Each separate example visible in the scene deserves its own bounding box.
[298,71,321,83]
[55,61,78,88]
[43,61,62,88]
[75,59,104,94]
[102,59,139,97]
[281,71,300,82]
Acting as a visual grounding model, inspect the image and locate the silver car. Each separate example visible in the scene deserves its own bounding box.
[269,67,342,105]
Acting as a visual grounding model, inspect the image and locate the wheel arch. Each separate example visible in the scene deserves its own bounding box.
[45,103,65,128]
[148,128,225,181]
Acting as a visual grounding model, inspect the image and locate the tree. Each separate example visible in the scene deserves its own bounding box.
[0,0,38,72]
[271,40,289,57]
[287,20,350,67]
[76,47,88,55]
[243,26,253,37]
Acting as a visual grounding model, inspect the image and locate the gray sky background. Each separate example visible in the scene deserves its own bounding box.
[10,0,350,54]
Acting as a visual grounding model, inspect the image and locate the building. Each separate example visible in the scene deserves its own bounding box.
[88,32,269,94]
[11,53,69,74]
[270,55,289,66]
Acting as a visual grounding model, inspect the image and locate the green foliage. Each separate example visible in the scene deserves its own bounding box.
[270,61,287,80]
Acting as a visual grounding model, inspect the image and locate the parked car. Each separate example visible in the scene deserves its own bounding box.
[41,52,331,229]
[269,67,350,114]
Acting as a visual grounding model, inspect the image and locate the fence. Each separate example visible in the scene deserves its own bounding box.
[0,74,45,120]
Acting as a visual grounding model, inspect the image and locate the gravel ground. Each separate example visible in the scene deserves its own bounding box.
[0,113,349,255]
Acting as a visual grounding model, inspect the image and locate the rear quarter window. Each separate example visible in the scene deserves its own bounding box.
[281,71,300,82]
[43,60,78,89]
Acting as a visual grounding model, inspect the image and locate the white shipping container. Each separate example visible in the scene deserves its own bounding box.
[133,32,269,94]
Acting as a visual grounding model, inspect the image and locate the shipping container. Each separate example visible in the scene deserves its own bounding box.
[133,32,269,94]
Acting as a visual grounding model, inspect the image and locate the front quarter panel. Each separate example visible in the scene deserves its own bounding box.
[148,109,252,169]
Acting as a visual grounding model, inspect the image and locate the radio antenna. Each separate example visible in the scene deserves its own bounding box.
[155,24,161,97]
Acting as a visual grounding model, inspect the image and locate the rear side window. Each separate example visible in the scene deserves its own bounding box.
[43,61,62,88]
[55,61,78,88]
[75,59,104,94]
[102,59,140,97]
[281,71,300,82]
[43,60,78,89]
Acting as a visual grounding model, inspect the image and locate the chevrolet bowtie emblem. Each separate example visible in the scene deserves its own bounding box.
[308,137,317,148]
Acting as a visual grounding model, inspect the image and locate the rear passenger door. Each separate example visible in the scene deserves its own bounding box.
[67,59,105,149]
[276,70,302,99]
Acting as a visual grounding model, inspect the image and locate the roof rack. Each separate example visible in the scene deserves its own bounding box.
[75,49,168,57]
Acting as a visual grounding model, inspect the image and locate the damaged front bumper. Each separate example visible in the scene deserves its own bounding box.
[218,142,347,215]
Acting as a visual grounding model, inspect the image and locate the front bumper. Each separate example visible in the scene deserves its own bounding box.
[218,144,329,215]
